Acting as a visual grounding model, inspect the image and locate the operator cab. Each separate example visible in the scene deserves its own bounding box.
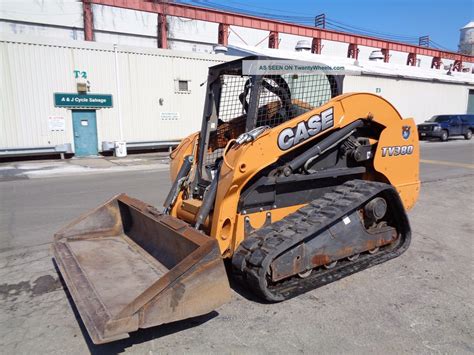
[196,56,344,185]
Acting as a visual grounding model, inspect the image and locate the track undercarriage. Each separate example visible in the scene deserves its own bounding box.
[232,179,411,301]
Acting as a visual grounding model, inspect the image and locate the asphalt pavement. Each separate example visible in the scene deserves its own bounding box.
[0,139,473,354]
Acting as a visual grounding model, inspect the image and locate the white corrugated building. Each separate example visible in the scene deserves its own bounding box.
[0,34,234,156]
[1,1,473,157]
[1,34,473,157]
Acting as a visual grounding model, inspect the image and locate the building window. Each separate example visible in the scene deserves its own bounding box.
[178,80,188,91]
[175,79,191,94]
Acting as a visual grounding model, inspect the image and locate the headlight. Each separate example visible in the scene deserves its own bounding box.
[433,126,441,131]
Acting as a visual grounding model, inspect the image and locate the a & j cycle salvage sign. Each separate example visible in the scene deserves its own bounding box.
[54,93,113,108]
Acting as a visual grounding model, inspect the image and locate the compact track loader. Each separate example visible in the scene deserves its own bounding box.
[53,56,420,344]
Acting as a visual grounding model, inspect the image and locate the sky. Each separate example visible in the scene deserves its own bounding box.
[179,0,473,51]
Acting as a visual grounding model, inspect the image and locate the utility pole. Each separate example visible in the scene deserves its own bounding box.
[314,14,326,28]
[419,36,430,47]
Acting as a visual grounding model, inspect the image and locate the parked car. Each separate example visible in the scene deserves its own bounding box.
[417,114,473,141]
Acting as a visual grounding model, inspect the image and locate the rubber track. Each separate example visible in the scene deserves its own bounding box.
[232,180,411,302]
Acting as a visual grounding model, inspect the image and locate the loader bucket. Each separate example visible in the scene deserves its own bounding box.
[53,194,231,344]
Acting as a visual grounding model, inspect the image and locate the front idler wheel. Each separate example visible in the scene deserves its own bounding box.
[364,197,387,223]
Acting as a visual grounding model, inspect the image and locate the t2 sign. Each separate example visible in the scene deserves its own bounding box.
[74,70,88,79]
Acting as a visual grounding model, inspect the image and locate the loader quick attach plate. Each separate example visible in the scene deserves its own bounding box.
[53,194,231,344]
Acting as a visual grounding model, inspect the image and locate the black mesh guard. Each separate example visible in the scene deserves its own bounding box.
[203,73,339,171]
